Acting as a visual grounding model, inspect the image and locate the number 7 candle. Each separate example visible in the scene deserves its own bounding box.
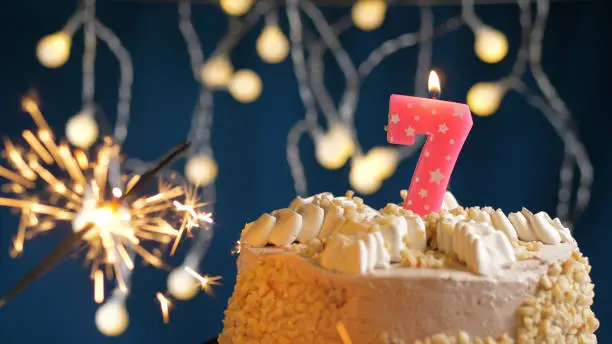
[387,71,473,215]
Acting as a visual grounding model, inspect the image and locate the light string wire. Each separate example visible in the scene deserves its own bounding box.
[179,0,214,155]
[286,0,321,196]
[462,0,592,223]
[82,0,97,110]
[526,0,592,222]
[212,0,275,58]
[62,8,134,147]
[177,0,217,271]
[287,6,462,195]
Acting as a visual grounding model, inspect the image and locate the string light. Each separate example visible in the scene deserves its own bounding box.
[256,25,290,64]
[167,266,199,300]
[219,0,254,17]
[474,26,509,64]
[315,124,355,170]
[364,147,399,180]
[200,55,234,88]
[349,156,382,195]
[36,32,72,68]
[467,82,506,117]
[185,154,218,187]
[351,0,387,31]
[95,300,129,337]
[228,69,262,103]
[65,109,99,149]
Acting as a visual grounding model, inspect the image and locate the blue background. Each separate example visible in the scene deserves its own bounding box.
[0,1,610,343]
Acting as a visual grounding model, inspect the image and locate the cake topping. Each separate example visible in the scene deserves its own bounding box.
[268,208,303,246]
[319,231,390,275]
[240,213,276,247]
[239,191,576,277]
[296,203,324,242]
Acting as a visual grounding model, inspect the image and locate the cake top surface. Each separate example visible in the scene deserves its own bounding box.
[238,190,577,278]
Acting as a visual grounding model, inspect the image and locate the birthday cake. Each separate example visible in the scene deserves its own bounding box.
[218,191,598,344]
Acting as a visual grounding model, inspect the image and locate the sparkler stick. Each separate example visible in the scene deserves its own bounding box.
[121,141,191,203]
[0,223,95,309]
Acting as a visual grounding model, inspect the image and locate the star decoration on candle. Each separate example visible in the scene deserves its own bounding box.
[424,150,430,157]
[438,123,449,134]
[419,189,428,198]
[429,169,445,185]
[390,113,400,124]
[405,126,415,137]
[414,116,420,121]
[445,155,451,161]
[450,139,455,145]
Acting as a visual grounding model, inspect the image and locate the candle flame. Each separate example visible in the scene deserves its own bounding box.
[428,70,441,99]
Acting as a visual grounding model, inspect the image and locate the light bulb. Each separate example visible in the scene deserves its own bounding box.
[315,124,355,170]
[95,301,129,337]
[36,31,71,68]
[351,0,387,31]
[467,82,505,117]
[228,69,262,103]
[256,25,290,64]
[200,55,234,87]
[349,156,382,195]
[365,147,399,180]
[66,110,99,149]
[474,26,509,64]
[315,135,348,170]
[185,154,218,186]
[219,0,253,16]
[167,267,199,301]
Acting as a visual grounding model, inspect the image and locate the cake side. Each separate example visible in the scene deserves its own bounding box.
[219,244,584,344]
[219,192,598,344]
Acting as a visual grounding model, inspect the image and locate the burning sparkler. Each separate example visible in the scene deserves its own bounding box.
[0,94,216,307]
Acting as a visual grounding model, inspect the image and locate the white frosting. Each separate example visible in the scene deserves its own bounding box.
[240,213,276,247]
[490,209,518,240]
[268,209,303,246]
[319,233,368,275]
[453,221,516,276]
[436,214,464,253]
[441,191,460,210]
[529,211,562,244]
[508,211,538,241]
[504,209,574,244]
[336,220,371,236]
[318,202,345,239]
[239,192,573,277]
[404,214,427,251]
[372,231,391,269]
[319,232,391,275]
[296,203,324,242]
[376,215,408,262]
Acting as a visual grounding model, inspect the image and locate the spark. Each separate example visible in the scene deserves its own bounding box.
[184,266,222,295]
[169,187,213,255]
[231,240,241,255]
[0,96,214,305]
[156,292,172,324]
[94,269,104,304]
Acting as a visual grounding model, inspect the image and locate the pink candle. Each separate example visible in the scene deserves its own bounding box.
[387,71,473,215]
